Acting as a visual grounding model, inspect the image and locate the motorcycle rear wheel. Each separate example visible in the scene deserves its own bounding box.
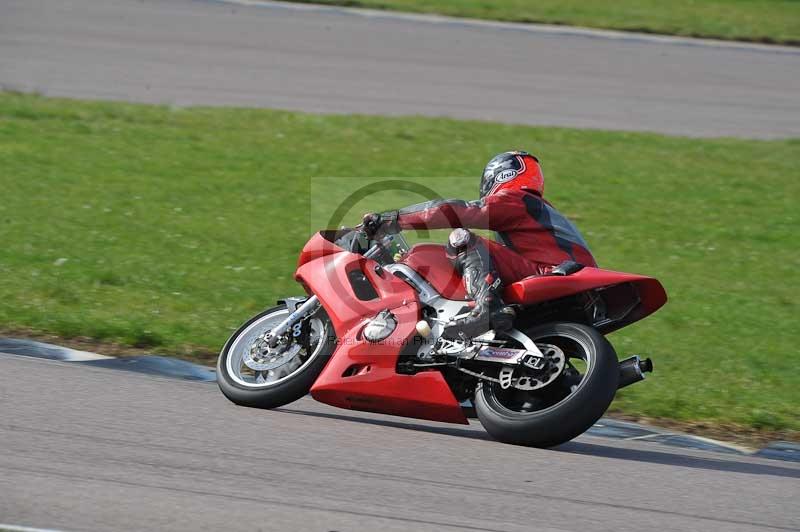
[474,322,619,447]
[217,304,335,409]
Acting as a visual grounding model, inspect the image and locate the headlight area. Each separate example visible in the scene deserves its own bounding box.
[362,310,398,342]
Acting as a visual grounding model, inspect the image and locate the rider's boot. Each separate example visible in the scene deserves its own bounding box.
[441,276,515,340]
[441,229,515,340]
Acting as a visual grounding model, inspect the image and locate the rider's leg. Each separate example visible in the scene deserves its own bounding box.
[441,229,516,340]
[478,238,551,281]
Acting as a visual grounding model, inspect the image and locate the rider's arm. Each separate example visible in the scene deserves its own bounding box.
[389,193,520,232]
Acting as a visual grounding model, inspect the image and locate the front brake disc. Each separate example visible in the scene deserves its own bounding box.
[243,335,303,371]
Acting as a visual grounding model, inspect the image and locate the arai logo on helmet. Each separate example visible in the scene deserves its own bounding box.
[495,169,518,183]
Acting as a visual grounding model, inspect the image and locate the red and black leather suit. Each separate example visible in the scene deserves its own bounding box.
[394,188,597,286]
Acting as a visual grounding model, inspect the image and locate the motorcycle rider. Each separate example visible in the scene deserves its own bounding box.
[363,150,596,340]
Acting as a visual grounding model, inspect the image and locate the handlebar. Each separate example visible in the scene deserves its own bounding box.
[334,226,407,262]
[363,239,386,260]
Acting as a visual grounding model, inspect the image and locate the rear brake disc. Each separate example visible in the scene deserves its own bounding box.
[510,343,566,391]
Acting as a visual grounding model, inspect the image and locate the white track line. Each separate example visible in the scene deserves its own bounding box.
[211,0,800,55]
[0,524,65,532]
[625,432,753,453]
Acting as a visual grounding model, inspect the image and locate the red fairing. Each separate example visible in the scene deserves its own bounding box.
[309,302,468,424]
[400,244,468,301]
[295,238,467,424]
[504,267,667,332]
[296,231,346,269]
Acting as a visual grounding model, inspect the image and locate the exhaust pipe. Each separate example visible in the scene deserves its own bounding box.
[618,355,653,389]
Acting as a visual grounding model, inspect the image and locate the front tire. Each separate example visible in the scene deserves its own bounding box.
[217,304,335,409]
[474,322,618,447]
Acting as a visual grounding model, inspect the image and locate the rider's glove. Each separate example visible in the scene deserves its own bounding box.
[362,212,382,237]
[362,211,400,238]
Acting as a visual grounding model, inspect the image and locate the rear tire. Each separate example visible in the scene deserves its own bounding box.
[217,305,335,409]
[474,322,618,447]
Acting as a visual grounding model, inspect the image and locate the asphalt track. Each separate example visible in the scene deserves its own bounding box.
[1,0,799,138]
[1,2,799,530]
[1,354,798,532]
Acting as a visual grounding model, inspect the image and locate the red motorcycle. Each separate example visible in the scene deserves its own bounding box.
[217,228,667,447]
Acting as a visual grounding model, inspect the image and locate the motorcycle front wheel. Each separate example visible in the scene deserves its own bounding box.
[217,303,335,409]
[474,322,619,448]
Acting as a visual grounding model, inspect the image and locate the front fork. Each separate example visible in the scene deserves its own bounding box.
[266,236,390,347]
[266,295,320,347]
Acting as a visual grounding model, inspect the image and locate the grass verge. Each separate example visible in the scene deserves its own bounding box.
[0,92,798,434]
[287,0,800,45]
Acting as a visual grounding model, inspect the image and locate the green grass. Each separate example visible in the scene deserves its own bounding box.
[293,0,800,45]
[1,92,798,432]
